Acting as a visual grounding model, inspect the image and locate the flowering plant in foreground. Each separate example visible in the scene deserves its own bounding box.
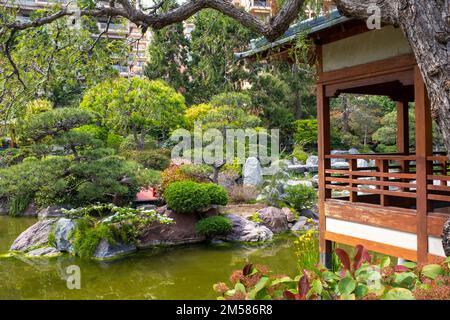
[214,245,450,300]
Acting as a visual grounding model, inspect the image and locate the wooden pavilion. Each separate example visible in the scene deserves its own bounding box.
[237,10,450,264]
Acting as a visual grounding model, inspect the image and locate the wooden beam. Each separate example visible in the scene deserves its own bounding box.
[318,54,416,85]
[317,83,332,267]
[414,66,433,264]
[324,231,418,262]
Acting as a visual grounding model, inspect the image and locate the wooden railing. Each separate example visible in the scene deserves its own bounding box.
[427,154,450,202]
[323,152,450,209]
[324,154,418,206]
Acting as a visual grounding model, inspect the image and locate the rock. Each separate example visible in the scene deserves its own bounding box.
[26,246,60,257]
[257,207,289,233]
[299,208,319,220]
[282,207,296,223]
[22,202,38,217]
[243,157,263,186]
[136,204,157,211]
[38,206,67,220]
[291,216,319,232]
[357,159,369,168]
[0,198,8,215]
[443,218,450,257]
[93,239,136,260]
[311,175,319,188]
[331,150,348,155]
[306,156,318,167]
[287,164,306,173]
[291,157,302,165]
[218,170,240,189]
[332,162,349,169]
[53,218,76,252]
[220,214,273,242]
[10,219,56,252]
[348,148,360,154]
[285,180,313,188]
[307,165,318,173]
[291,216,308,232]
[138,209,205,247]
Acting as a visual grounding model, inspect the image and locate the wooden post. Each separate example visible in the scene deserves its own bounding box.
[349,159,358,202]
[396,93,410,155]
[397,91,410,191]
[414,66,432,264]
[317,83,332,268]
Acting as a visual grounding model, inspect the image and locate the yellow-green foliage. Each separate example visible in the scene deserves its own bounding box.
[72,217,114,258]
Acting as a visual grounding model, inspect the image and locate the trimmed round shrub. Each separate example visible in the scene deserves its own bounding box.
[195,216,232,238]
[164,181,211,214]
[202,183,228,206]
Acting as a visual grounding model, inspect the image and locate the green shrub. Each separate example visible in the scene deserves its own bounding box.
[179,164,213,182]
[291,144,308,164]
[136,168,161,188]
[121,149,170,170]
[195,216,232,238]
[293,119,318,149]
[164,181,211,214]
[119,135,158,151]
[72,217,114,258]
[283,184,317,212]
[8,195,32,217]
[202,183,228,206]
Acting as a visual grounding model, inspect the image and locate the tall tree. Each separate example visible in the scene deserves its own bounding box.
[1,0,450,154]
[144,1,190,94]
[187,9,255,103]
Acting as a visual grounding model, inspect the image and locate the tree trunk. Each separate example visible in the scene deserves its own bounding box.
[443,218,450,256]
[335,0,450,155]
[341,95,350,133]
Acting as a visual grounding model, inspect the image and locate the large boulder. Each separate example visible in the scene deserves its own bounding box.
[93,239,136,260]
[348,148,360,154]
[257,207,289,233]
[38,206,67,220]
[138,209,205,247]
[443,219,450,257]
[219,214,273,242]
[10,219,56,252]
[53,218,76,252]
[243,157,263,186]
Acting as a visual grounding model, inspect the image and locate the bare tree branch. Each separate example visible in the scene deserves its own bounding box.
[1,30,26,89]
[88,15,112,54]
[3,0,306,42]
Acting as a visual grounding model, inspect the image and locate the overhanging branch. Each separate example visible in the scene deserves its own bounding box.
[3,0,306,42]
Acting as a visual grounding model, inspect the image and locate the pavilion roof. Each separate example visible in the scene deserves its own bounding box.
[234,9,350,60]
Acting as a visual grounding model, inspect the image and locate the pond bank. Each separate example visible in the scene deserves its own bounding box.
[0,216,299,299]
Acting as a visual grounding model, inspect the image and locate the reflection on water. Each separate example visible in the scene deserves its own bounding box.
[0,216,299,300]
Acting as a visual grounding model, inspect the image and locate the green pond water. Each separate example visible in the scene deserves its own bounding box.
[0,216,299,300]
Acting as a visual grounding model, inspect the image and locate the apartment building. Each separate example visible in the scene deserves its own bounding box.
[231,0,274,21]
[4,0,150,77]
